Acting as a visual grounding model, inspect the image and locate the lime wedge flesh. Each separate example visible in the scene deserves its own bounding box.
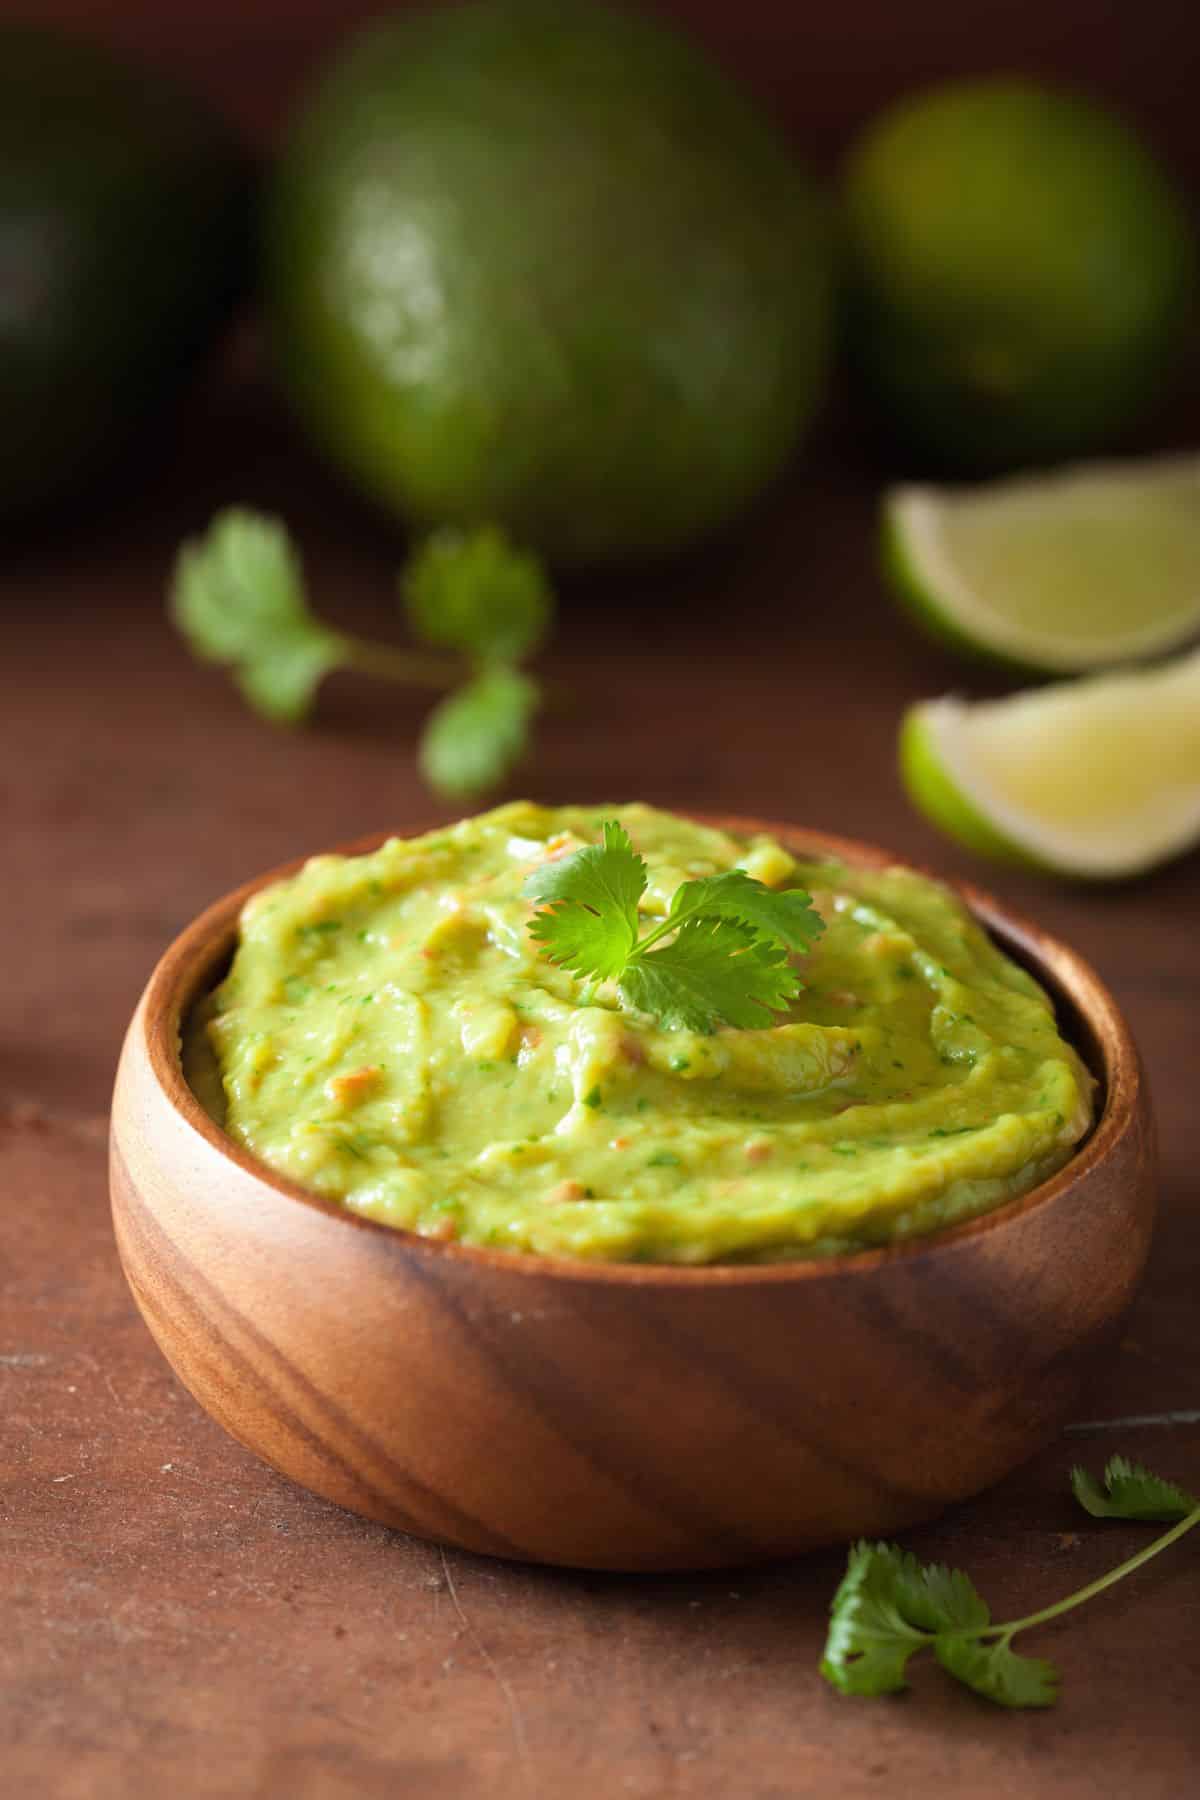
[901,647,1200,878]
[886,454,1200,672]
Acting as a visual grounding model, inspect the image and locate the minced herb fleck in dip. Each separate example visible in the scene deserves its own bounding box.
[186,802,1094,1263]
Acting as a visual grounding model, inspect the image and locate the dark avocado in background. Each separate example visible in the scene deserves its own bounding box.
[265,0,831,564]
[0,26,252,519]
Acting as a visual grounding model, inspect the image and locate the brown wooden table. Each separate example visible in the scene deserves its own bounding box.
[4,351,1199,1797]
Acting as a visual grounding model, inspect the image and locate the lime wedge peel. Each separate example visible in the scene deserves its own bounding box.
[901,647,1200,879]
[885,454,1200,675]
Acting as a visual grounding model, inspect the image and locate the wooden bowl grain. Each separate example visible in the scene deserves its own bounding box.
[109,822,1156,1571]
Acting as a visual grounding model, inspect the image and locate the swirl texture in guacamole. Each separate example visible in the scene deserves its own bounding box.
[187,803,1094,1263]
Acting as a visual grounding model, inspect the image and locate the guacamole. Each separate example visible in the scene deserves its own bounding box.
[187,803,1094,1263]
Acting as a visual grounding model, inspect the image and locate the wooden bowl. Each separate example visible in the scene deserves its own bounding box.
[110,822,1156,1572]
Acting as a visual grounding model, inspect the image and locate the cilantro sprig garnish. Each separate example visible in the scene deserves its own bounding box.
[522,819,824,1032]
[170,510,552,798]
[821,1456,1199,1710]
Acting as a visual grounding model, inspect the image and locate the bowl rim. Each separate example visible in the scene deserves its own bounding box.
[128,813,1144,1288]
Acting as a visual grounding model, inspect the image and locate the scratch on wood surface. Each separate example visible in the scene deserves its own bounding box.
[77,1349,127,1416]
[439,1546,532,1791]
[1065,1410,1200,1434]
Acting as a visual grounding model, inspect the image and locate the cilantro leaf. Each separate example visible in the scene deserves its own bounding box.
[525,820,646,917]
[418,667,539,799]
[1071,1455,1197,1522]
[522,820,818,1033]
[171,508,304,662]
[820,1543,993,1699]
[170,509,344,722]
[404,525,551,664]
[620,917,798,1032]
[892,1558,991,1636]
[663,869,825,953]
[819,1542,933,1697]
[234,634,346,724]
[526,822,645,980]
[934,1635,1059,1710]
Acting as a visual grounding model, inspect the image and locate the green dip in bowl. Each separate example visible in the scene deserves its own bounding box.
[187,802,1093,1264]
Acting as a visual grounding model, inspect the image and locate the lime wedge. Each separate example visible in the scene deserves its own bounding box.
[885,454,1200,673]
[901,648,1200,878]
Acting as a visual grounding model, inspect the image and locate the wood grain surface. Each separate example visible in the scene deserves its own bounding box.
[4,0,1200,1786]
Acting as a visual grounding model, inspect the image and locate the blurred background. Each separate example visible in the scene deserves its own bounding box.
[5,0,1200,1110]
[21,0,1200,179]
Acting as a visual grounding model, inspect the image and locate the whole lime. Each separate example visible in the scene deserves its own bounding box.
[841,79,1197,473]
[0,27,251,517]
[265,0,830,562]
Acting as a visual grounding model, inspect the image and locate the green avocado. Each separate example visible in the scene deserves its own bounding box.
[265,0,831,563]
[0,26,252,517]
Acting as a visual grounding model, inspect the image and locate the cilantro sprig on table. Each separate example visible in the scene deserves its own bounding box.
[170,509,551,799]
[522,820,824,1032]
[821,1456,1199,1710]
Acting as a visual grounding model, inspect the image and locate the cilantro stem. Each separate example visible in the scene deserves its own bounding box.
[630,913,682,957]
[341,634,571,710]
[979,1505,1200,1641]
[338,635,462,689]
